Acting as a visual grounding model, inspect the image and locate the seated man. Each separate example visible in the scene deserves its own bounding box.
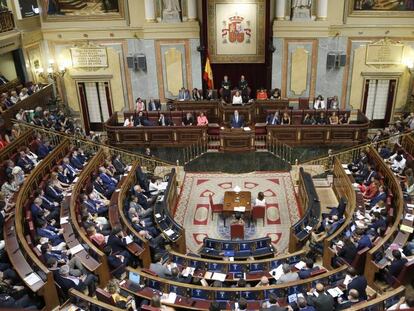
[298,258,318,279]
[55,264,97,296]
[336,289,362,310]
[158,113,173,126]
[346,267,367,301]
[37,140,52,160]
[106,226,133,264]
[147,98,161,111]
[99,166,117,194]
[149,253,171,278]
[182,112,194,126]
[276,263,299,284]
[36,219,65,247]
[104,246,126,279]
[230,110,245,129]
[266,112,280,125]
[385,249,408,280]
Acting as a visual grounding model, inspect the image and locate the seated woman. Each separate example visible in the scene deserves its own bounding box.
[339,113,349,124]
[123,115,134,127]
[134,111,149,126]
[255,192,266,206]
[270,88,281,100]
[316,112,327,125]
[329,111,339,125]
[281,112,291,125]
[232,90,243,105]
[106,279,137,310]
[197,112,209,126]
[135,98,145,112]
[314,95,325,109]
[256,88,268,100]
[330,96,339,109]
[303,113,316,125]
[192,88,202,101]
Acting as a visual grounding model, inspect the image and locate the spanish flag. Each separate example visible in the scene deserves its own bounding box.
[203,55,214,89]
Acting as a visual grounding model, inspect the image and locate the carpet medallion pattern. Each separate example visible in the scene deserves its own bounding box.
[174,172,300,254]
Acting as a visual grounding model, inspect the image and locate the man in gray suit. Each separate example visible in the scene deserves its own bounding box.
[277,264,299,284]
[307,283,334,311]
[149,254,171,278]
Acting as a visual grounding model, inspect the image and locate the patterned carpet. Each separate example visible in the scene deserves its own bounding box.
[174,172,301,254]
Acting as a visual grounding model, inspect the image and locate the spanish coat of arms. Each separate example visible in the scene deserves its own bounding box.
[221,14,252,44]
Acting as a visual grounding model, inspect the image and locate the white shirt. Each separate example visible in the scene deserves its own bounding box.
[124,118,132,127]
[392,158,406,172]
[232,95,243,105]
[314,100,326,109]
[255,198,266,206]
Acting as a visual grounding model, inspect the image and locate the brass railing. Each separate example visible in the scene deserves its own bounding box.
[0,10,14,33]
[13,121,174,173]
[300,130,414,168]
[182,136,208,165]
[267,136,293,164]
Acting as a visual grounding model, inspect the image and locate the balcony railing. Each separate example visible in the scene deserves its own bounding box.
[0,10,14,33]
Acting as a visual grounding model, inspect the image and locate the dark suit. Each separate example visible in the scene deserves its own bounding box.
[182,116,194,126]
[347,275,367,300]
[369,191,387,208]
[107,254,126,279]
[357,235,372,251]
[308,292,334,311]
[389,258,408,277]
[337,244,357,264]
[70,157,83,170]
[45,185,63,202]
[107,234,129,255]
[230,114,244,128]
[113,159,126,175]
[266,114,280,125]
[148,100,161,111]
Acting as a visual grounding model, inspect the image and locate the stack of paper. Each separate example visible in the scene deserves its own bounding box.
[327,287,343,298]
[181,267,195,277]
[405,214,414,222]
[270,264,284,280]
[294,261,306,270]
[211,272,226,282]
[24,273,41,286]
[204,271,213,280]
[124,235,133,245]
[401,224,414,233]
[243,127,251,131]
[165,229,175,236]
[234,206,246,212]
[305,225,313,231]
[69,244,84,255]
[60,216,69,224]
[161,292,177,304]
[343,275,352,286]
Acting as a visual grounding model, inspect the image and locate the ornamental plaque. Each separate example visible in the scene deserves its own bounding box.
[70,47,108,68]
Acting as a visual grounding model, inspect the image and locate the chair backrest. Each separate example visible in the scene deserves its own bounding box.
[252,205,265,219]
[352,247,369,273]
[298,97,310,109]
[394,261,414,288]
[230,223,244,239]
[96,288,115,306]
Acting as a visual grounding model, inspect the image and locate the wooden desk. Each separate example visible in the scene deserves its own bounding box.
[219,128,255,152]
[223,191,252,214]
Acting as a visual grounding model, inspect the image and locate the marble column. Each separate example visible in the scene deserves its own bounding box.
[275,0,286,20]
[316,0,328,21]
[187,0,197,21]
[144,0,156,22]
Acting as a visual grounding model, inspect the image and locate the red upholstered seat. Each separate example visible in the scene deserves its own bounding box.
[96,288,115,306]
[230,223,244,240]
[209,194,223,220]
[252,205,266,225]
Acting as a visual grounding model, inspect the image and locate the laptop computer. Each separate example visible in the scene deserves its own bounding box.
[128,271,141,292]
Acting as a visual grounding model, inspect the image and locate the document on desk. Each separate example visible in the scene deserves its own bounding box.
[164,229,175,237]
[405,214,414,222]
[270,264,284,280]
[344,169,352,175]
[401,224,414,233]
[60,216,69,224]
[181,267,195,277]
[73,177,79,183]
[211,272,227,282]
[69,244,84,255]
[124,235,133,245]
[161,292,177,304]
[24,272,41,286]
[343,274,352,286]
[294,261,306,270]
[234,206,246,212]
[327,287,343,298]
[204,271,213,280]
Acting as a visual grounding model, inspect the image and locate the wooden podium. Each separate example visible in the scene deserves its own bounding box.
[219,128,255,152]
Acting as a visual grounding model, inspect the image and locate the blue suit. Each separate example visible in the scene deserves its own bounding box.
[37,226,64,246]
[70,156,83,170]
[347,275,368,300]
[357,235,372,251]
[63,163,77,181]
[370,191,387,207]
[37,144,52,159]
[45,185,63,202]
[230,115,244,128]
[266,114,280,125]
[99,173,117,193]
[31,203,44,219]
